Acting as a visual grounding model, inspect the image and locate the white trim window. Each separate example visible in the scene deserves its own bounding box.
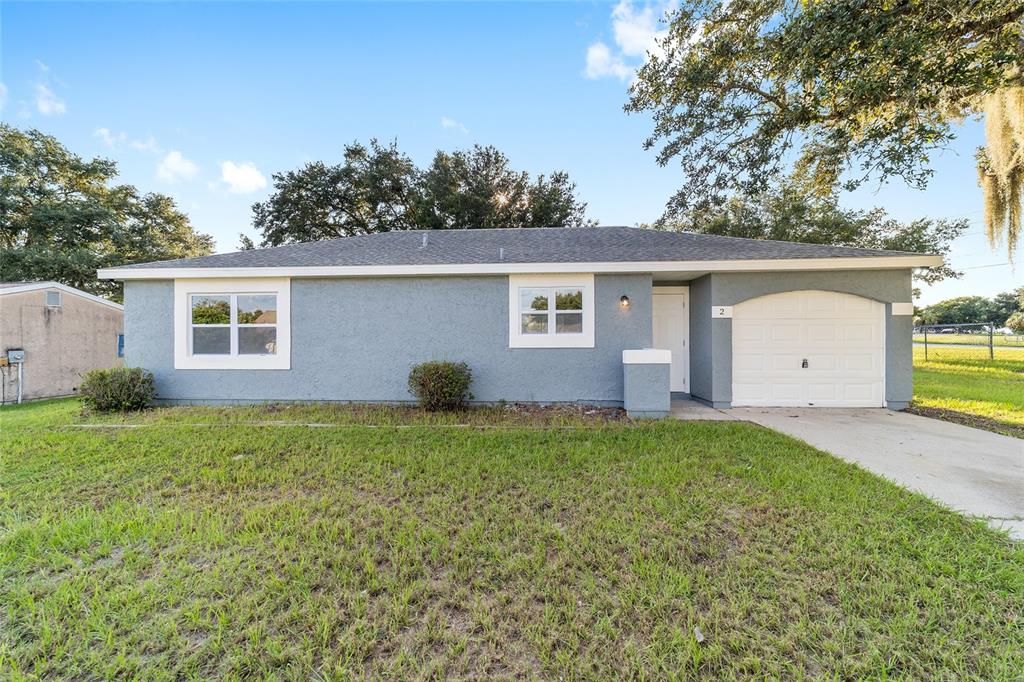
[174,278,290,369]
[508,274,595,348]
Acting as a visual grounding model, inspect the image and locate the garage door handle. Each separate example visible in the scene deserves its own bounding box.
[801,359,808,368]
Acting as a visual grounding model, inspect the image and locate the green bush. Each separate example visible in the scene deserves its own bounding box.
[1007,311,1024,335]
[407,361,473,411]
[79,367,156,412]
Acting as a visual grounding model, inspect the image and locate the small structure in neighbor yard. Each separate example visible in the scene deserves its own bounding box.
[0,282,124,404]
[98,227,943,412]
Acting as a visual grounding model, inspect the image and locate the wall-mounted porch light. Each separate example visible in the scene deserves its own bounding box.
[619,295,630,309]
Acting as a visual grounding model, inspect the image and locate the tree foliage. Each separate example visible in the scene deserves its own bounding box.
[250,140,592,247]
[918,296,1002,326]
[1007,310,1024,333]
[918,288,1024,326]
[628,0,1024,254]
[252,140,419,246]
[0,125,213,299]
[416,146,590,230]
[978,86,1024,259]
[992,286,1024,323]
[660,181,968,285]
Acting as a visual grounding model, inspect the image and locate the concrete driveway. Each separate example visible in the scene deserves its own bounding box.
[724,408,1024,539]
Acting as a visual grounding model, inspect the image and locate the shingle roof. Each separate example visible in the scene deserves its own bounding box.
[107,226,932,270]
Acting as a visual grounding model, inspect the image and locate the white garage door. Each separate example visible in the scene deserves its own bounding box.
[732,291,885,407]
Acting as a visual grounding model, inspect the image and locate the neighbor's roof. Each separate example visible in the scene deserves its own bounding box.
[98,226,942,279]
[0,281,124,310]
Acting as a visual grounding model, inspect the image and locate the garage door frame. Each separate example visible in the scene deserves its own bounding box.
[730,290,886,408]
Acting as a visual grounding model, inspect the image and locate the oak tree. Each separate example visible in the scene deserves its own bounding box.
[628,0,1024,256]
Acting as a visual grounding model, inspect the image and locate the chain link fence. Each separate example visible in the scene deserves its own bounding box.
[914,322,1024,361]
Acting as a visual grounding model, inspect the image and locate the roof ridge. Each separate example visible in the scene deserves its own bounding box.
[102,225,939,272]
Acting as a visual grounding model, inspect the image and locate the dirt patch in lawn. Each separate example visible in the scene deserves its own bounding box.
[906,405,1024,439]
[112,401,630,429]
[502,402,625,422]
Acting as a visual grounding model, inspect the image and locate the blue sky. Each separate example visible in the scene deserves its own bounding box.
[1,1,1018,306]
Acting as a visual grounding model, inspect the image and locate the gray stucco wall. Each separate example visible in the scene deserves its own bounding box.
[687,275,713,403]
[687,269,913,408]
[623,362,671,418]
[124,274,652,404]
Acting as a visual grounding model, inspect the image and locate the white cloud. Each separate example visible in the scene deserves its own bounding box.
[585,42,632,80]
[94,127,126,147]
[94,128,164,154]
[157,150,199,183]
[584,1,674,81]
[35,84,66,115]
[0,83,7,109]
[440,116,469,134]
[131,136,161,153]
[612,1,669,57]
[219,161,267,194]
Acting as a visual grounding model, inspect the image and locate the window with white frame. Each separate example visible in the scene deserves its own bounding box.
[45,290,61,307]
[508,274,595,348]
[190,294,278,356]
[174,278,290,369]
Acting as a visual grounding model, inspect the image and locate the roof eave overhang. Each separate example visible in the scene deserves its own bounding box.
[0,281,124,310]
[97,255,944,281]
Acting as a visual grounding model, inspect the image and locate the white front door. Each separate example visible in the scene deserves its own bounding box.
[652,287,689,392]
[731,290,885,407]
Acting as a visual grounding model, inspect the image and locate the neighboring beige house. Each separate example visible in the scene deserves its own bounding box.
[0,282,124,404]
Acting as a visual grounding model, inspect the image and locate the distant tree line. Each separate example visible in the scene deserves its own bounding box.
[916,288,1024,330]
[243,141,594,249]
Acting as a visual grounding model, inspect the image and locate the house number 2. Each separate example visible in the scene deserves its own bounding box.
[711,306,733,319]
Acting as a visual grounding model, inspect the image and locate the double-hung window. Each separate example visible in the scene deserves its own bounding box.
[174,278,290,369]
[508,274,595,348]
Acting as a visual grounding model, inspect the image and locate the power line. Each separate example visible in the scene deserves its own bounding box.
[958,261,1015,270]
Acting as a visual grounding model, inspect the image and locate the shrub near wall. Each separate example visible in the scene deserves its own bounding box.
[408,361,473,411]
[79,367,156,412]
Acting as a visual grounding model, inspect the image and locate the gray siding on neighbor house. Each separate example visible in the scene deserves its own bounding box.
[686,269,914,408]
[124,274,653,405]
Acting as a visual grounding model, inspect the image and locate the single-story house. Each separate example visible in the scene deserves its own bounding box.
[0,281,124,404]
[98,227,941,414]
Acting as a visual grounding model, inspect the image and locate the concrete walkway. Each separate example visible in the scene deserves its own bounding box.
[669,399,737,421]
[723,408,1024,539]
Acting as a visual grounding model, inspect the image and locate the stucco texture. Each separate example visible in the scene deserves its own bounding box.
[125,275,653,404]
[0,288,124,402]
[623,361,671,417]
[686,270,914,408]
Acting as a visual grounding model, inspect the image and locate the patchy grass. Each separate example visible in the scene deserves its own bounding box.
[1,399,1022,680]
[912,347,1024,438]
[80,400,627,428]
[913,333,1024,348]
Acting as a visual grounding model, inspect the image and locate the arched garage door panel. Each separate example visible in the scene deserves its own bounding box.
[732,291,884,407]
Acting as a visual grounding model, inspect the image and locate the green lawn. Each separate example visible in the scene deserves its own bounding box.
[2,400,1022,680]
[913,333,1024,348]
[912,347,1024,437]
